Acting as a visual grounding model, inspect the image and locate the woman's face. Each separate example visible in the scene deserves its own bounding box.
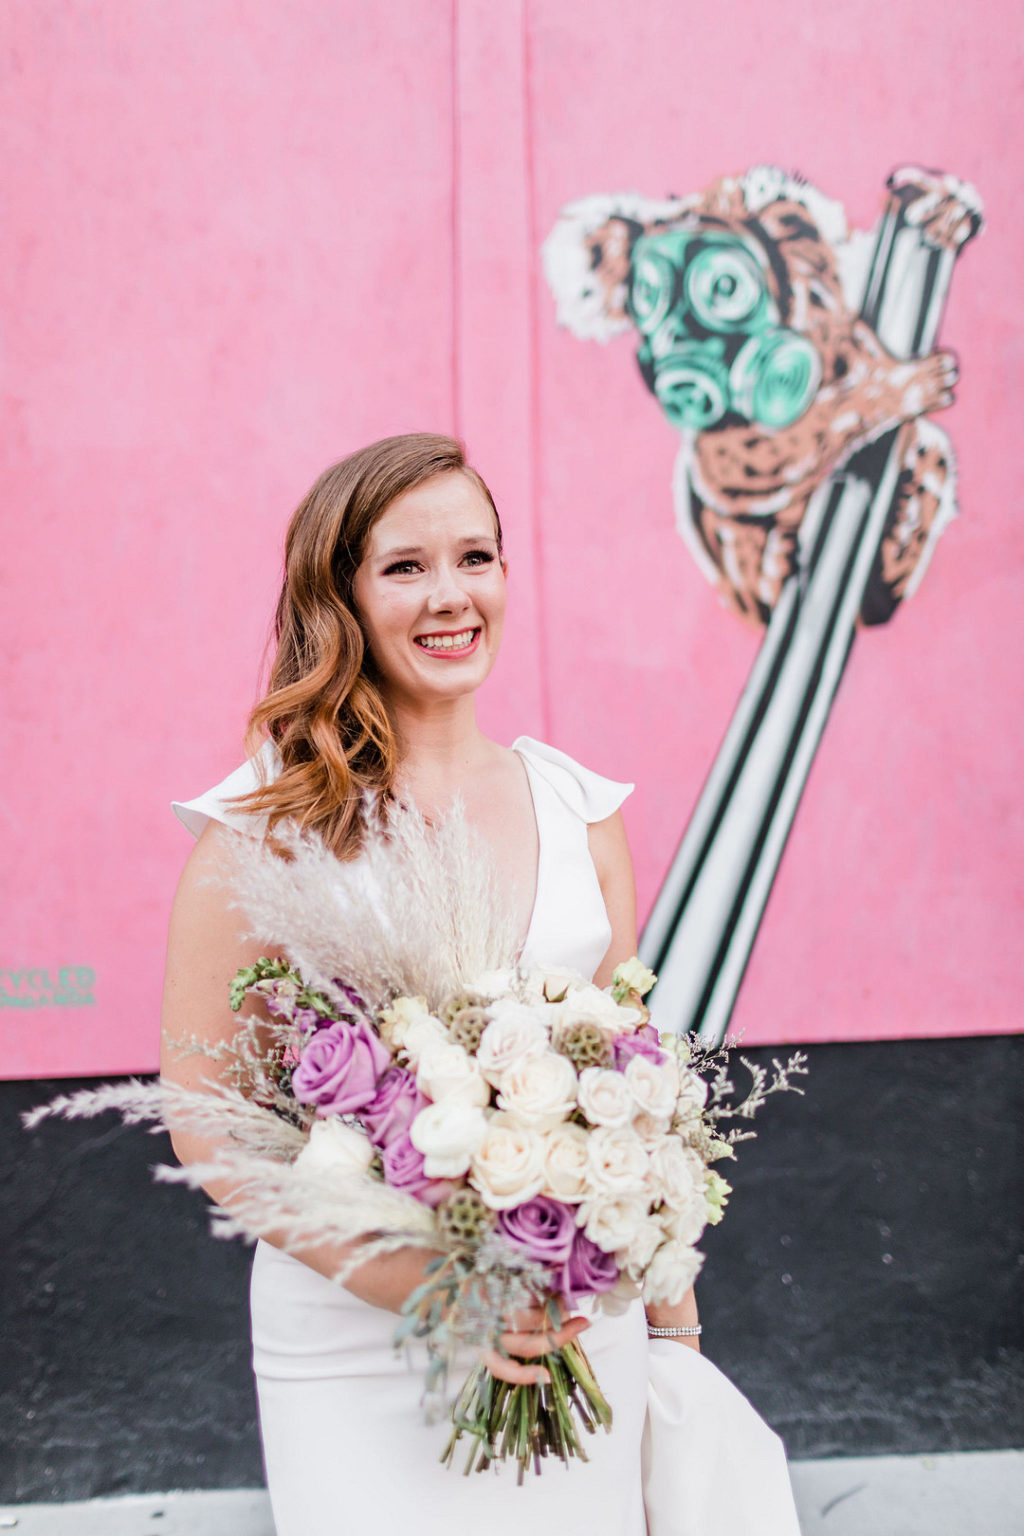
[352,471,507,709]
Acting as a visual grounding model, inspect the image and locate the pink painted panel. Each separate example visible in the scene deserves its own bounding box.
[528,0,1024,1043]
[2,1,460,1076]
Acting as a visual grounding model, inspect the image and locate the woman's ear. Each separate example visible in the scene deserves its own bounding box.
[501,555,509,578]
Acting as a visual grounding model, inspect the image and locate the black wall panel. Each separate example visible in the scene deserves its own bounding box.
[2,1034,1021,1501]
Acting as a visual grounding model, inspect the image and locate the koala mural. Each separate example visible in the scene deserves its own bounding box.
[544,167,983,1043]
[543,165,982,630]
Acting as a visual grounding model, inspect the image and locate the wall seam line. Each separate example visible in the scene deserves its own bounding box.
[451,0,462,439]
[522,0,551,741]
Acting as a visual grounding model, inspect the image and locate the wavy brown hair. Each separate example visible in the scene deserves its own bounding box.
[226,433,502,858]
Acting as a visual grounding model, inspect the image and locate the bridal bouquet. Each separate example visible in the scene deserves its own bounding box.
[25,800,805,1481]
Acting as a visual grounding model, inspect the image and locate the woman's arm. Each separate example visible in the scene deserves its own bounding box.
[588,810,701,1351]
[160,820,586,1379]
[160,819,433,1302]
[588,809,638,992]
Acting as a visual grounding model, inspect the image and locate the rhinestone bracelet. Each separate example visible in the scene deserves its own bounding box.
[647,1323,702,1337]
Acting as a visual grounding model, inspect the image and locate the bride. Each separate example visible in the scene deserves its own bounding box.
[161,433,800,1534]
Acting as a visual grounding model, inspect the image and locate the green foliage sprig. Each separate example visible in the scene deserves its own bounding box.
[229,955,336,1019]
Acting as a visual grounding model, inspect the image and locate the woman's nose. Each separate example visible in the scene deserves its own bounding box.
[426,564,470,613]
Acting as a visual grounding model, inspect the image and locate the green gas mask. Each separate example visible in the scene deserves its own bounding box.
[627,229,821,432]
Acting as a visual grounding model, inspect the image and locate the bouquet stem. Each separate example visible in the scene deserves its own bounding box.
[441,1337,612,1482]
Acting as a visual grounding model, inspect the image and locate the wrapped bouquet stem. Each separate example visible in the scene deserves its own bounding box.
[400,1252,613,1479]
[445,1324,612,1479]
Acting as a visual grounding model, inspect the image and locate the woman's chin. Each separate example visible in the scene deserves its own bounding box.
[389,652,498,706]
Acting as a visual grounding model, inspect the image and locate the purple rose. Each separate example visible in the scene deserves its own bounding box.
[380,1132,451,1207]
[496,1195,577,1265]
[557,1231,620,1308]
[291,1018,391,1116]
[612,1030,667,1071]
[360,1067,427,1148]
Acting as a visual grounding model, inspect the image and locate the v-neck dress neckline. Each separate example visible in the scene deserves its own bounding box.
[510,740,545,960]
[171,734,633,984]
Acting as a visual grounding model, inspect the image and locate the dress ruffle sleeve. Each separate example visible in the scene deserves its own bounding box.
[171,739,281,839]
[510,735,634,823]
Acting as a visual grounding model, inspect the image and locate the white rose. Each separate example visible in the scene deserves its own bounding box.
[642,1238,705,1307]
[485,995,542,1021]
[584,1124,650,1198]
[415,1040,489,1107]
[475,1006,549,1087]
[576,1192,648,1253]
[539,966,582,1002]
[577,1067,634,1129]
[377,994,431,1051]
[659,1189,708,1247]
[647,1139,706,1210]
[463,967,518,1002]
[409,1101,488,1178]
[632,1109,674,1149]
[595,1272,644,1315]
[496,1050,577,1130]
[400,1014,450,1069]
[566,985,642,1029]
[618,1214,665,1278]
[539,1122,591,1204]
[625,1054,680,1121]
[469,1117,546,1210]
[293,1118,375,1180]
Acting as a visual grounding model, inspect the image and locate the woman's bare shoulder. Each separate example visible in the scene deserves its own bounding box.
[174,818,246,900]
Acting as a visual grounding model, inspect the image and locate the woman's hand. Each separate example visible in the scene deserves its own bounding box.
[479,1301,591,1385]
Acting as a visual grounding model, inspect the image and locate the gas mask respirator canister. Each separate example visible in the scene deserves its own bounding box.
[627,228,822,432]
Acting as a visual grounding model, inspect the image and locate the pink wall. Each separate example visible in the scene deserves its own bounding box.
[526,1,1023,1046]
[3,1,1021,1076]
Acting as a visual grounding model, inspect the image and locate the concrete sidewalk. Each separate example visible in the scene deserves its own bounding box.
[1,1450,1021,1534]
[792,1450,1022,1534]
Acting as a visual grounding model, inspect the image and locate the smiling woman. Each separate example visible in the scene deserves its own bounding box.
[155,432,782,1536]
[222,435,509,862]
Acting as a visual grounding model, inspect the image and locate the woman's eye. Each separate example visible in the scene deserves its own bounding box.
[382,550,494,575]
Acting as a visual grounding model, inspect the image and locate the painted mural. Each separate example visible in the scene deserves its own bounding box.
[544,166,983,1042]
[4,1,1016,1078]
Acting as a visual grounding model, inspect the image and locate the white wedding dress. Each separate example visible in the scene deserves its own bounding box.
[172,736,801,1536]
